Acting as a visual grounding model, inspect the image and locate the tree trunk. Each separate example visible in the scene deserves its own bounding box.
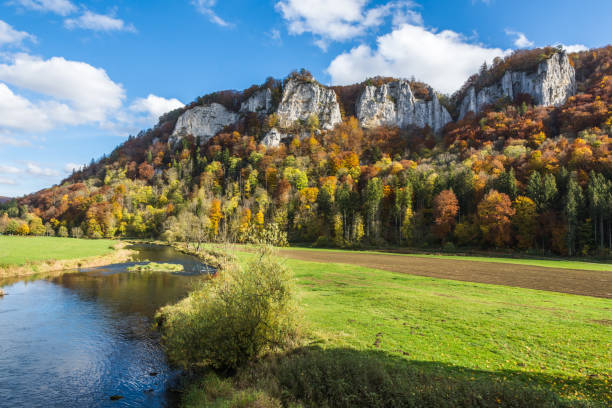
[600,215,604,249]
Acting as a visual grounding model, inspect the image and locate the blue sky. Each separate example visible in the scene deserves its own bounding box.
[0,0,609,196]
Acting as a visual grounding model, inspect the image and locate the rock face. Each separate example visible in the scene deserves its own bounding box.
[356,80,452,133]
[261,128,286,148]
[240,88,273,114]
[459,52,576,119]
[276,78,342,130]
[171,103,239,142]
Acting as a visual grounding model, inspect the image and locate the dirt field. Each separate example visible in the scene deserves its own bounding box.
[278,249,612,299]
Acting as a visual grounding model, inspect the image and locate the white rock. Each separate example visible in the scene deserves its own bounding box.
[171,103,239,142]
[276,78,342,130]
[240,88,273,113]
[261,128,286,147]
[459,52,576,118]
[356,80,452,132]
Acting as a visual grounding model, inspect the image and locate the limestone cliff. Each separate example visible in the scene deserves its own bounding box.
[276,78,342,130]
[459,51,576,118]
[356,80,452,132]
[171,103,239,142]
[240,88,273,114]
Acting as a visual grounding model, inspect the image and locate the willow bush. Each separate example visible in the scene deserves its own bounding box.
[156,247,299,371]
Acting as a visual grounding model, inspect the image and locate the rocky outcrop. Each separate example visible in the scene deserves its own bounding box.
[459,52,576,119]
[276,78,342,130]
[171,103,239,142]
[356,80,452,132]
[261,128,286,148]
[240,88,273,114]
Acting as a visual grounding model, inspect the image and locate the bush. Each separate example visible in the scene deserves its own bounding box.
[442,242,456,253]
[183,373,282,408]
[157,247,299,371]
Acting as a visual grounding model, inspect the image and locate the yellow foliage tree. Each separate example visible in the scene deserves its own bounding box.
[209,199,223,236]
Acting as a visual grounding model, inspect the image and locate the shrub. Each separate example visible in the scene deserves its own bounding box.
[442,242,456,253]
[157,247,299,370]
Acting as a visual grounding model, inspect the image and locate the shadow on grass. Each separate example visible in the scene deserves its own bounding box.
[226,346,606,408]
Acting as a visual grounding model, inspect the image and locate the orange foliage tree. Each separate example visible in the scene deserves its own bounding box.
[432,190,459,241]
[477,190,516,247]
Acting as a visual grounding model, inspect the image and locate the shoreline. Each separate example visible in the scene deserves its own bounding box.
[0,242,135,280]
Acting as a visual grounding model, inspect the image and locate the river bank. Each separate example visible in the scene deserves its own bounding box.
[0,238,134,279]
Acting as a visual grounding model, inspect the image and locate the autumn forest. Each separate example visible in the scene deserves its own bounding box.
[2,46,611,257]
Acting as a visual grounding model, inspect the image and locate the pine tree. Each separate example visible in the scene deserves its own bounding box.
[564,175,583,256]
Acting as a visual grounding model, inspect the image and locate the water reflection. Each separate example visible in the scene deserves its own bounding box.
[0,244,209,408]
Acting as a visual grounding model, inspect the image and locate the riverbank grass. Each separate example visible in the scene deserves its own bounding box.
[0,236,116,266]
[177,249,610,407]
[0,236,132,278]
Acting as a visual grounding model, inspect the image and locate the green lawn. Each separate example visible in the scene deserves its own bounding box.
[284,246,612,271]
[233,250,611,405]
[0,236,117,267]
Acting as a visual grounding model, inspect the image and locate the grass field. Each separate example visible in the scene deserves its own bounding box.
[227,249,611,405]
[285,246,612,272]
[0,236,117,267]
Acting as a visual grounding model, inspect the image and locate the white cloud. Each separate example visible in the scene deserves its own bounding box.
[26,162,59,177]
[0,165,21,174]
[0,177,16,185]
[0,20,35,47]
[327,24,509,94]
[276,0,420,49]
[505,29,534,48]
[64,11,136,33]
[0,83,54,131]
[8,0,76,16]
[130,94,184,122]
[192,0,232,27]
[64,162,83,173]
[561,44,588,53]
[0,134,32,147]
[0,53,125,129]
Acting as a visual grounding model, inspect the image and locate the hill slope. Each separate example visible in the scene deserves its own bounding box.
[9,46,612,256]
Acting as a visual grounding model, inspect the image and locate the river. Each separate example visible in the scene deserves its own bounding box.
[0,244,211,408]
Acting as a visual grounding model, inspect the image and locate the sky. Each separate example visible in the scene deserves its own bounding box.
[0,0,609,197]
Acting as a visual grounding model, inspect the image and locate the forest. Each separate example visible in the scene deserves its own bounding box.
[2,46,611,257]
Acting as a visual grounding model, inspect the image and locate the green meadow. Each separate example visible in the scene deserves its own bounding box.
[223,250,611,406]
[0,236,116,267]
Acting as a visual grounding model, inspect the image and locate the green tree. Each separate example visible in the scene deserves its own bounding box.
[564,175,583,256]
[364,178,383,240]
[490,168,518,200]
[393,183,413,244]
[526,171,557,211]
[587,172,607,249]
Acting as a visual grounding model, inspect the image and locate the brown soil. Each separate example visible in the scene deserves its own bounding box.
[278,249,612,299]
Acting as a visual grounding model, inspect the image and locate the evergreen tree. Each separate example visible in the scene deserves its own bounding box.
[564,175,583,256]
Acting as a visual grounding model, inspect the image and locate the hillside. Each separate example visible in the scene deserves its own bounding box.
[7,46,612,256]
